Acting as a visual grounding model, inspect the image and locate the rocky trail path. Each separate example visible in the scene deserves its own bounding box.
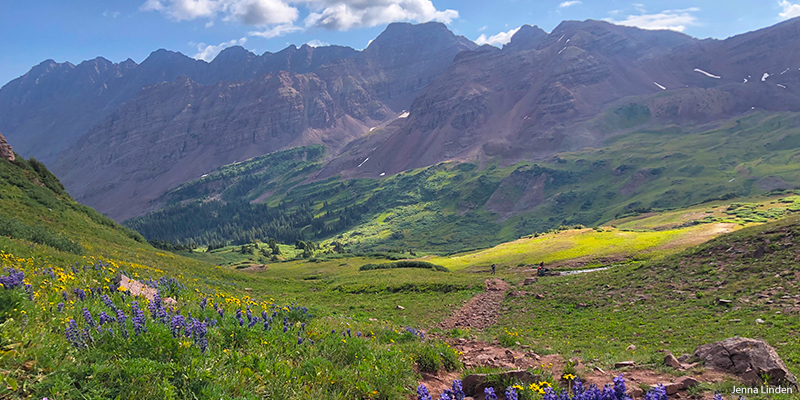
[440,278,509,331]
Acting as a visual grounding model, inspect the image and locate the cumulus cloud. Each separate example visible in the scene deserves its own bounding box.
[559,1,581,8]
[475,26,521,46]
[248,23,302,38]
[779,0,800,19]
[193,37,248,61]
[305,39,330,47]
[141,0,458,31]
[303,0,458,30]
[606,7,699,32]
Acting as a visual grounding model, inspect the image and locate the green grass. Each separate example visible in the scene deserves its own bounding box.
[426,223,738,271]
[490,216,800,399]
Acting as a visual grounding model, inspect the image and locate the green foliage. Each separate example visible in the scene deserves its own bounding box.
[359,261,449,272]
[0,214,83,254]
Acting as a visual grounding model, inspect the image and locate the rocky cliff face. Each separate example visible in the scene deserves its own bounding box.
[323,18,800,180]
[0,132,14,161]
[34,22,475,220]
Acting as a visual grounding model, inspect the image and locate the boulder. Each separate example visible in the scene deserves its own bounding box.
[615,361,636,368]
[523,277,538,285]
[664,353,681,369]
[694,337,797,387]
[0,133,14,162]
[675,376,699,389]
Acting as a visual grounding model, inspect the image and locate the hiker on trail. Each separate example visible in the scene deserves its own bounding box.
[537,262,548,277]
[491,264,496,275]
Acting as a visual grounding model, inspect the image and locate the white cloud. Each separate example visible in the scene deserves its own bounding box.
[141,0,298,25]
[559,1,581,8]
[475,26,521,46]
[478,25,487,32]
[778,0,800,19]
[103,10,121,18]
[193,37,248,61]
[248,23,302,38]
[303,0,458,30]
[305,39,330,47]
[606,8,699,32]
[141,0,458,31]
[205,20,215,27]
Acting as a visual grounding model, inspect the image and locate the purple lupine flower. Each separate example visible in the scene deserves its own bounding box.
[190,318,208,353]
[73,288,86,301]
[149,293,162,319]
[62,291,68,302]
[505,387,518,400]
[484,387,497,400]
[64,319,85,349]
[81,326,94,345]
[356,331,362,337]
[98,311,115,325]
[101,294,115,310]
[0,268,25,289]
[573,380,585,396]
[131,301,147,336]
[346,328,351,337]
[57,302,65,312]
[261,311,268,322]
[170,314,186,338]
[645,385,668,400]
[82,308,96,327]
[246,305,253,322]
[542,387,557,400]
[713,393,725,400]
[116,308,129,338]
[300,322,305,331]
[24,284,33,300]
[450,380,465,400]
[209,318,217,328]
[263,320,270,331]
[200,297,207,310]
[439,393,451,400]
[613,374,627,400]
[297,337,303,345]
[416,384,433,400]
[283,325,288,333]
[217,305,224,319]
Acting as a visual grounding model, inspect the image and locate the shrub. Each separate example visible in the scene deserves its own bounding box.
[359,261,449,272]
[0,215,83,254]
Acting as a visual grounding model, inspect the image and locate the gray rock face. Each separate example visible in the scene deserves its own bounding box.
[0,132,13,161]
[694,337,797,387]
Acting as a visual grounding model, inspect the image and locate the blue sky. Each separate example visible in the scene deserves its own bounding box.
[2,0,799,86]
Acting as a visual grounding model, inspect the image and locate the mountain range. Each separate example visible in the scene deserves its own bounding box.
[3,18,800,249]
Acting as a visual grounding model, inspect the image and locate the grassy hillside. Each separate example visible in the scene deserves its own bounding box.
[126,111,800,254]
[489,215,800,398]
[0,156,478,399]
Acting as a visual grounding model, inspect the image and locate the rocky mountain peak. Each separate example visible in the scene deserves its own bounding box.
[0,132,14,161]
[503,25,548,51]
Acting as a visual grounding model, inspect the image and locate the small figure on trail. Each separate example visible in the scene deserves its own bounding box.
[491,264,496,275]
[537,262,549,277]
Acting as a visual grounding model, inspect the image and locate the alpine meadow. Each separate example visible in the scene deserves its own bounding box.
[2,2,800,399]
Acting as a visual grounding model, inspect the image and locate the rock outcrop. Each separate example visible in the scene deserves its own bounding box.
[694,337,797,387]
[0,132,14,161]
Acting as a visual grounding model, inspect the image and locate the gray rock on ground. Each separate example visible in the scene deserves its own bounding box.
[694,337,797,387]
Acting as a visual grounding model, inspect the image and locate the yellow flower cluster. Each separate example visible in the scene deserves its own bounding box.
[511,381,552,395]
